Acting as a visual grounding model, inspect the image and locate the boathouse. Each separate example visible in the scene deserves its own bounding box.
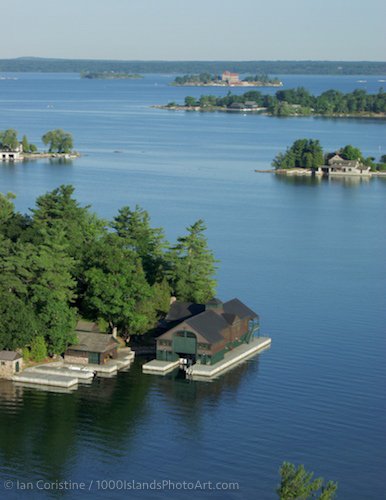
[0,351,23,379]
[156,298,259,366]
[64,321,119,365]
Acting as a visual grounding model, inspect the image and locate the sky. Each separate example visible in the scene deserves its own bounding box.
[1,0,385,61]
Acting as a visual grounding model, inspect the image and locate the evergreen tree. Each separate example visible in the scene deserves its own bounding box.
[167,219,217,303]
[112,205,166,284]
[277,462,337,500]
[82,234,154,338]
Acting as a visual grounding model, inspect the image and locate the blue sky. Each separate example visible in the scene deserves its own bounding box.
[2,0,385,60]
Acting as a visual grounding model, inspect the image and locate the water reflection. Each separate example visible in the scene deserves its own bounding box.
[274,174,322,187]
[0,355,261,486]
[0,362,151,484]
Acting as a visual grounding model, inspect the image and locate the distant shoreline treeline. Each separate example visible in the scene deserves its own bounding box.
[0,58,385,75]
[164,88,386,116]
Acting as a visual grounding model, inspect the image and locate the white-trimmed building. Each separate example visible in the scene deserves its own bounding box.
[1,144,23,161]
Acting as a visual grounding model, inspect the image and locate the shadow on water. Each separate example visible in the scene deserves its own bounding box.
[274,173,373,188]
[0,362,151,485]
[0,357,260,487]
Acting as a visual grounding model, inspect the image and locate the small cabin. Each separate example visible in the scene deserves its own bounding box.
[64,333,119,365]
[0,351,23,379]
[64,321,118,365]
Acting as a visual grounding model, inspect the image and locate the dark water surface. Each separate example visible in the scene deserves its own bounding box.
[0,74,385,499]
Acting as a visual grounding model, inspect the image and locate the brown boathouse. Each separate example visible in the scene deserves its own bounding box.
[156,298,259,366]
[64,321,119,365]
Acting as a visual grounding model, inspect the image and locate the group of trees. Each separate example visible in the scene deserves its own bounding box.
[277,462,337,499]
[174,73,218,85]
[179,87,386,116]
[174,73,280,86]
[0,186,217,358]
[41,129,73,153]
[272,139,386,171]
[0,129,37,153]
[272,139,324,169]
[0,129,74,154]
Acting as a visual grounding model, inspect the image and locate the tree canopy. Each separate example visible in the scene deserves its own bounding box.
[166,219,217,303]
[273,139,324,169]
[42,129,74,153]
[277,462,337,500]
[0,186,218,356]
[175,87,386,116]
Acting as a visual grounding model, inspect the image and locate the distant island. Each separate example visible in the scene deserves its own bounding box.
[172,72,282,87]
[256,139,386,177]
[157,87,386,118]
[81,71,143,80]
[0,128,78,161]
[1,58,385,75]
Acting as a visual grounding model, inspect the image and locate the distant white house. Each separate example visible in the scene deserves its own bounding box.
[316,154,371,176]
[1,143,23,161]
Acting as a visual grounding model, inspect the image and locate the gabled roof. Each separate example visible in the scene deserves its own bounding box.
[67,332,118,353]
[0,350,22,361]
[76,320,101,333]
[223,298,258,320]
[165,302,205,323]
[185,310,228,343]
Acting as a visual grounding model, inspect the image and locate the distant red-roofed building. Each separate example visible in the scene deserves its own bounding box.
[222,71,239,84]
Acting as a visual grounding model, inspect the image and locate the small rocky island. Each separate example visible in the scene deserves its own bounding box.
[0,128,78,161]
[172,71,282,87]
[258,139,386,177]
[81,71,143,80]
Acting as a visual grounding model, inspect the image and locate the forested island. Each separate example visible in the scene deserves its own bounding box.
[268,139,386,174]
[160,87,386,117]
[0,128,77,159]
[0,186,217,361]
[1,57,385,75]
[172,72,282,87]
[81,71,143,80]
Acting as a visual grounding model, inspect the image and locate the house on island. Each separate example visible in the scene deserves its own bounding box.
[317,154,371,176]
[1,143,23,162]
[0,351,23,379]
[64,321,119,365]
[222,71,240,85]
[156,298,260,366]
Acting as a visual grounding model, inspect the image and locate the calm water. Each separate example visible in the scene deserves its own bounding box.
[0,74,385,500]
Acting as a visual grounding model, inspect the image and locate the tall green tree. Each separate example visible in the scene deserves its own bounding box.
[42,129,73,153]
[277,462,337,500]
[0,129,19,150]
[27,227,77,354]
[0,290,39,350]
[82,234,154,338]
[167,219,217,303]
[339,144,364,161]
[112,205,166,284]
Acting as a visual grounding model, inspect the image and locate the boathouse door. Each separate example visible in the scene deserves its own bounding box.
[173,331,197,362]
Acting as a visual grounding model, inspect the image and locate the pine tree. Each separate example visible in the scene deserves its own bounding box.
[167,219,217,303]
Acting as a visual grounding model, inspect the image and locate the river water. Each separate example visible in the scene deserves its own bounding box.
[0,73,385,500]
